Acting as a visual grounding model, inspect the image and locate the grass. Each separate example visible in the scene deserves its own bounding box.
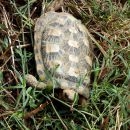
[0,0,130,129]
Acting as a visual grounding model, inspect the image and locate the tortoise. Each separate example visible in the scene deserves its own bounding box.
[26,0,93,106]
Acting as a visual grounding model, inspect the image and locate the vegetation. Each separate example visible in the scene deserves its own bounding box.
[0,0,130,129]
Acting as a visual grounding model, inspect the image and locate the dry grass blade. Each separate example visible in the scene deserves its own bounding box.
[24,101,49,119]
[0,3,16,68]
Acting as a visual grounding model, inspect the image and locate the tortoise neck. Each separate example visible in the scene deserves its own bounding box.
[45,0,64,12]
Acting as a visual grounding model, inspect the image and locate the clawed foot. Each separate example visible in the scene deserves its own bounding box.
[25,74,47,89]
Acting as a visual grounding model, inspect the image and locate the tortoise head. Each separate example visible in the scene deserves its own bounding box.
[42,0,64,13]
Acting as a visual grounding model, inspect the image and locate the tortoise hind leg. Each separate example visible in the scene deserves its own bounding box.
[62,89,78,101]
[79,96,89,108]
[62,89,88,107]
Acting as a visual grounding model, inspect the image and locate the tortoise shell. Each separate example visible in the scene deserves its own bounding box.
[34,11,93,100]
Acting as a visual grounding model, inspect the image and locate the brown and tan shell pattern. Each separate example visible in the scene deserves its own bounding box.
[34,11,93,99]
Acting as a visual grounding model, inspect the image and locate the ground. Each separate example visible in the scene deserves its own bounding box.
[0,0,130,129]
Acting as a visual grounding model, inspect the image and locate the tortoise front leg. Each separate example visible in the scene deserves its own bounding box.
[25,74,48,89]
